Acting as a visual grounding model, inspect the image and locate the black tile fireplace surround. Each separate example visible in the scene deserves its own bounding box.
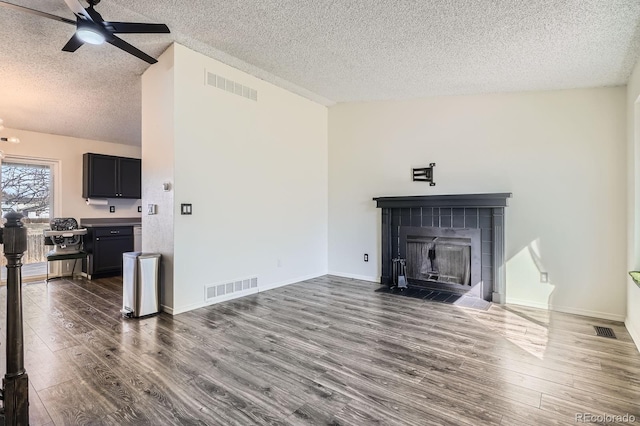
[373,193,512,303]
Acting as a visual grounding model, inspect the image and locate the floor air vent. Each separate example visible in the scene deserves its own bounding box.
[205,71,258,101]
[205,277,258,301]
[594,326,616,339]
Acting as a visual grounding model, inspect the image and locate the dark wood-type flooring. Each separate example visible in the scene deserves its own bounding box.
[0,275,639,425]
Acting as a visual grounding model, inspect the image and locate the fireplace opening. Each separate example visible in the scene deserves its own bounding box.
[399,226,482,297]
[406,237,471,286]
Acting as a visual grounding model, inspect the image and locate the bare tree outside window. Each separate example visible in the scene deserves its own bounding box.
[1,161,53,272]
[1,162,50,218]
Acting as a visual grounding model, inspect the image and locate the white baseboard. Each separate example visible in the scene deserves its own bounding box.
[164,287,259,315]
[506,298,625,322]
[258,272,326,292]
[160,304,173,315]
[328,271,379,283]
[625,317,640,351]
[166,272,326,315]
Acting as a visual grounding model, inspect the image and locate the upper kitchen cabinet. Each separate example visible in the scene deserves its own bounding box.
[118,157,142,198]
[83,153,141,199]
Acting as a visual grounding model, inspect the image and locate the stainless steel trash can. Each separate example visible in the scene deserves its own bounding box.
[122,252,161,318]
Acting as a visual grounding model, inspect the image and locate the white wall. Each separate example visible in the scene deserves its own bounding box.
[0,127,141,218]
[143,43,328,314]
[329,87,627,321]
[141,45,176,309]
[627,59,640,349]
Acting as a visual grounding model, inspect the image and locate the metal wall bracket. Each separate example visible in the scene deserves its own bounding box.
[412,163,436,186]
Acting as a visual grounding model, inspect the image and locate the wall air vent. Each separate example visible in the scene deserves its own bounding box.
[205,276,258,302]
[205,70,258,102]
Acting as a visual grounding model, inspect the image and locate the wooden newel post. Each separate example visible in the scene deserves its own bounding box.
[0,210,29,425]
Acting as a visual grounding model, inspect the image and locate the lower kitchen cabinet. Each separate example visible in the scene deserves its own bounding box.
[83,226,134,278]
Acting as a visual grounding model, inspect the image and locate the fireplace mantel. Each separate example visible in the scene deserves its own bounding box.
[373,192,512,303]
[373,193,512,209]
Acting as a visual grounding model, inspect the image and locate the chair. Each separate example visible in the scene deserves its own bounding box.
[43,218,87,282]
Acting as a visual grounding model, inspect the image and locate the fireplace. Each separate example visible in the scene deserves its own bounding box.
[402,226,483,297]
[373,193,511,303]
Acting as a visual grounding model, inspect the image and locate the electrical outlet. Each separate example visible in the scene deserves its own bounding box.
[109,206,115,213]
[364,253,369,262]
[147,204,157,215]
[540,272,549,283]
[137,206,142,213]
[180,203,192,215]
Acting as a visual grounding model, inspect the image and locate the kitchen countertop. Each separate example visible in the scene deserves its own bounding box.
[80,217,142,228]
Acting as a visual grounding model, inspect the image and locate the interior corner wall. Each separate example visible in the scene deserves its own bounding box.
[626,58,640,349]
[329,87,627,321]
[141,45,176,310]
[170,44,328,313]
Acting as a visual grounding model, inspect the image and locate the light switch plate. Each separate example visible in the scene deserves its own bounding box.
[181,203,192,215]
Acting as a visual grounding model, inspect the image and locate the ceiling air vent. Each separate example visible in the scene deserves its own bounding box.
[205,70,257,102]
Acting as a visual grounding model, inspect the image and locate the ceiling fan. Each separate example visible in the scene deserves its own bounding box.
[0,0,170,64]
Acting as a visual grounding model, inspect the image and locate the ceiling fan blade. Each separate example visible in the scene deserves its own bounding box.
[61,33,84,52]
[0,1,75,25]
[108,35,157,64]
[85,6,104,23]
[106,22,170,34]
[63,0,91,20]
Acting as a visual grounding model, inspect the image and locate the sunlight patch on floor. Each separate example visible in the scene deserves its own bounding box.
[472,305,550,360]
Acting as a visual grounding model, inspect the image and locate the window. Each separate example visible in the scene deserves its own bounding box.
[1,156,60,282]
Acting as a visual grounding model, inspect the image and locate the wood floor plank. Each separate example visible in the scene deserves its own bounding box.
[100,403,176,426]
[26,348,84,393]
[37,379,119,425]
[539,393,640,423]
[286,403,344,426]
[571,376,640,405]
[0,275,637,425]
[188,373,289,425]
[331,399,426,426]
[129,373,222,425]
[313,368,485,426]
[29,382,54,426]
[215,344,352,414]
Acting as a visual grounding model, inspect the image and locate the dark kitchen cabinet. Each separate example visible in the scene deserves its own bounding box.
[83,153,141,199]
[118,157,142,198]
[83,226,134,278]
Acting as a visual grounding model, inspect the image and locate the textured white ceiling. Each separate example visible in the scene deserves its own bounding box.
[1,0,640,145]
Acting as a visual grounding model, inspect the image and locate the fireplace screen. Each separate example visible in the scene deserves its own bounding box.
[406,237,472,286]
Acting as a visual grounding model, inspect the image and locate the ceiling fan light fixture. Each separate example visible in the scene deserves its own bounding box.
[0,0,169,63]
[76,27,105,45]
